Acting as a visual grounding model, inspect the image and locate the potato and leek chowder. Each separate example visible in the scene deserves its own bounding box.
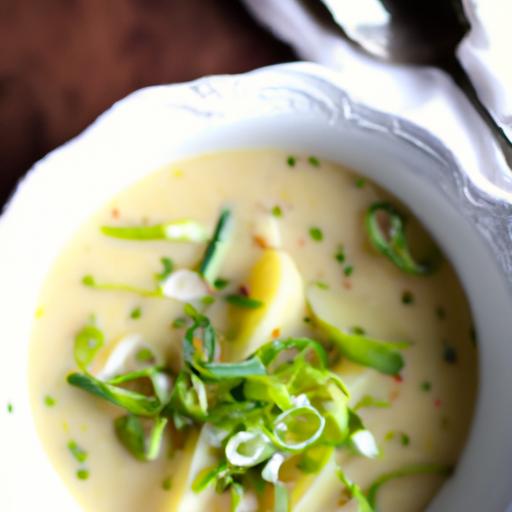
[29,150,477,512]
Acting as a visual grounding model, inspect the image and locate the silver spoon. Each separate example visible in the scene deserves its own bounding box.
[298,0,512,168]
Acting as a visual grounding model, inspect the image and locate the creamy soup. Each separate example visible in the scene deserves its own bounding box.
[29,150,477,512]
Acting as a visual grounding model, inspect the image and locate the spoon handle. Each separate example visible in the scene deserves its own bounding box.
[441,57,512,170]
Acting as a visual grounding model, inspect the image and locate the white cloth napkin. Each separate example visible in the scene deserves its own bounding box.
[243,0,512,200]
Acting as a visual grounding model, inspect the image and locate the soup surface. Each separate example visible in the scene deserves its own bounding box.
[29,150,477,511]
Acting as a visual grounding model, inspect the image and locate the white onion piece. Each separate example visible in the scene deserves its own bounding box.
[225,431,274,467]
[351,430,379,458]
[261,452,286,484]
[164,220,208,242]
[94,333,163,380]
[160,269,209,301]
[252,214,282,249]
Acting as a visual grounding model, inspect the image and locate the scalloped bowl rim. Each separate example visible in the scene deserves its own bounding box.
[1,62,511,512]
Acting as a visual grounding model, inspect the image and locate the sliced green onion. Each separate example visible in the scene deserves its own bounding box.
[336,468,373,512]
[225,430,274,467]
[272,405,325,452]
[313,315,407,375]
[200,357,267,380]
[82,275,161,298]
[101,219,208,242]
[351,429,379,459]
[155,257,174,282]
[67,440,87,463]
[199,208,233,285]
[230,482,245,512]
[114,415,168,461]
[262,452,286,483]
[73,323,105,371]
[225,294,263,309]
[354,395,391,411]
[365,202,434,275]
[366,463,453,508]
[67,372,162,417]
[274,483,289,512]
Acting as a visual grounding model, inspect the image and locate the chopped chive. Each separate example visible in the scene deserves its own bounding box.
[401,291,414,305]
[68,440,88,463]
[271,205,283,218]
[315,281,329,290]
[308,156,320,167]
[76,469,89,480]
[225,294,263,309]
[443,344,457,364]
[436,306,446,320]
[156,257,174,282]
[82,275,95,287]
[355,178,366,188]
[130,307,142,319]
[172,316,187,329]
[420,381,432,392]
[162,476,172,491]
[201,295,216,306]
[213,277,230,290]
[334,247,345,263]
[7,403,13,414]
[135,348,155,363]
[343,265,354,277]
[44,395,56,407]
[287,155,296,167]
[400,433,410,446]
[309,227,323,241]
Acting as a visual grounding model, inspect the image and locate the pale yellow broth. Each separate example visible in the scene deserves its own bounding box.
[29,149,477,511]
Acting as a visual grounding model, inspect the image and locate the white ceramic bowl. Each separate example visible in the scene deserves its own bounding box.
[1,63,511,511]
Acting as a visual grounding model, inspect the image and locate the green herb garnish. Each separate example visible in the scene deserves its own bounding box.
[308,156,320,167]
[199,209,233,286]
[365,202,435,275]
[401,290,414,305]
[287,156,296,167]
[130,307,142,319]
[101,220,208,242]
[309,227,323,241]
[366,464,452,508]
[355,178,366,189]
[343,265,354,277]
[225,294,263,309]
[443,344,457,364]
[335,246,345,263]
[420,381,432,392]
[6,403,13,414]
[156,257,174,281]
[172,316,187,329]
[271,206,283,218]
[44,395,56,407]
[73,322,105,371]
[76,469,89,480]
[115,415,168,461]
[68,440,88,464]
[213,277,230,290]
[82,275,161,298]
[354,395,390,411]
[162,476,172,491]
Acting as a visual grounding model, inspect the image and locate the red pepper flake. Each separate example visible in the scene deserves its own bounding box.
[434,399,442,409]
[253,235,268,249]
[393,374,403,383]
[111,208,120,219]
[272,328,281,339]
[388,388,400,402]
[239,285,250,297]
[342,279,352,290]
[297,238,306,247]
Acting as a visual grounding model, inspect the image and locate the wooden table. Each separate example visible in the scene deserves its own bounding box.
[0,0,294,204]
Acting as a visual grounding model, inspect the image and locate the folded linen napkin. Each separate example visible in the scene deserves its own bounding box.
[243,0,512,200]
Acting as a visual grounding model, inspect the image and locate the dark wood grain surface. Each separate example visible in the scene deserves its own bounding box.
[0,0,294,205]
